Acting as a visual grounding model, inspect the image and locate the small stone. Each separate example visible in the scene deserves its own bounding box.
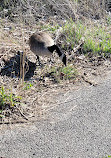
[77,55,85,60]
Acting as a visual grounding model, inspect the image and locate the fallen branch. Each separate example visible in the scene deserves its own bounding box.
[15,105,29,121]
[73,38,85,53]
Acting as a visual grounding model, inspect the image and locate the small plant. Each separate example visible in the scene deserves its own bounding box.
[24,82,33,90]
[59,65,78,80]
[0,109,3,118]
[0,86,22,109]
[103,155,111,158]
[40,23,59,33]
[62,20,84,50]
[83,25,111,55]
[58,19,111,56]
[0,86,8,109]
[49,64,78,81]
[106,16,111,26]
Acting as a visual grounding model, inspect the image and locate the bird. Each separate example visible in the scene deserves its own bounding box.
[29,31,66,66]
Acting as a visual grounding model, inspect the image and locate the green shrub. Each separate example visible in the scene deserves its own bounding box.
[24,82,33,90]
[49,65,78,81]
[0,86,22,109]
[62,20,85,50]
[62,19,111,55]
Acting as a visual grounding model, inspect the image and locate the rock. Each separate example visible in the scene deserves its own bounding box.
[77,55,85,60]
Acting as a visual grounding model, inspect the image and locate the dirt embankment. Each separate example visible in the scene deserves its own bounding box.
[0,0,111,124]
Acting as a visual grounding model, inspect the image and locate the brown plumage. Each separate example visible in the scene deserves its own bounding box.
[29,31,66,66]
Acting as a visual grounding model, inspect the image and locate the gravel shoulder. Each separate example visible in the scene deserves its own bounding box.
[0,70,111,158]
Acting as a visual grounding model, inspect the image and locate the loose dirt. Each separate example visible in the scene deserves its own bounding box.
[0,23,111,125]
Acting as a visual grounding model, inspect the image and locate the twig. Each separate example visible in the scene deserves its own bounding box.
[0,120,28,124]
[81,75,97,86]
[73,40,85,53]
[15,105,29,121]
[55,27,63,43]
[44,97,79,112]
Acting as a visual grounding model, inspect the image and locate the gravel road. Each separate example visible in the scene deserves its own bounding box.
[0,72,111,158]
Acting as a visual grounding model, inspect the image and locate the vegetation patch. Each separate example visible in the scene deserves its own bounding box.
[83,24,111,55]
[0,0,111,123]
[0,86,22,119]
[24,82,33,90]
[62,20,84,50]
[103,156,111,158]
[55,19,111,57]
[48,64,78,82]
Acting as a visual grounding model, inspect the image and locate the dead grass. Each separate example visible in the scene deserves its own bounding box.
[0,0,111,124]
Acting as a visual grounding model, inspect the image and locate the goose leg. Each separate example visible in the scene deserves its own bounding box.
[36,55,41,66]
[36,55,44,68]
[49,57,54,64]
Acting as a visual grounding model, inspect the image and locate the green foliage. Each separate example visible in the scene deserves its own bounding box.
[0,86,22,109]
[24,82,33,90]
[62,19,111,55]
[40,23,60,33]
[60,65,78,80]
[0,86,6,108]
[84,25,111,54]
[83,38,96,53]
[0,109,3,118]
[106,16,111,26]
[62,20,84,50]
[103,156,111,158]
[50,65,78,81]
[0,0,10,11]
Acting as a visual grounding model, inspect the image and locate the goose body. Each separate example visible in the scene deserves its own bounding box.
[29,31,66,66]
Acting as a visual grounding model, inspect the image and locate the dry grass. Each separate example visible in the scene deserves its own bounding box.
[0,0,111,124]
[0,0,108,24]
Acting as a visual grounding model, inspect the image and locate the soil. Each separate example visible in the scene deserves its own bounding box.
[0,22,111,125]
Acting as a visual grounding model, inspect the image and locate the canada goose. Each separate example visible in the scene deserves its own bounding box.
[29,32,66,66]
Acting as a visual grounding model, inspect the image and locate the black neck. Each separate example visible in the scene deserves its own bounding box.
[47,45,62,57]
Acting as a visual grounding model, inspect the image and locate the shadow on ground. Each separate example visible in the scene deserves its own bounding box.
[0,51,36,80]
